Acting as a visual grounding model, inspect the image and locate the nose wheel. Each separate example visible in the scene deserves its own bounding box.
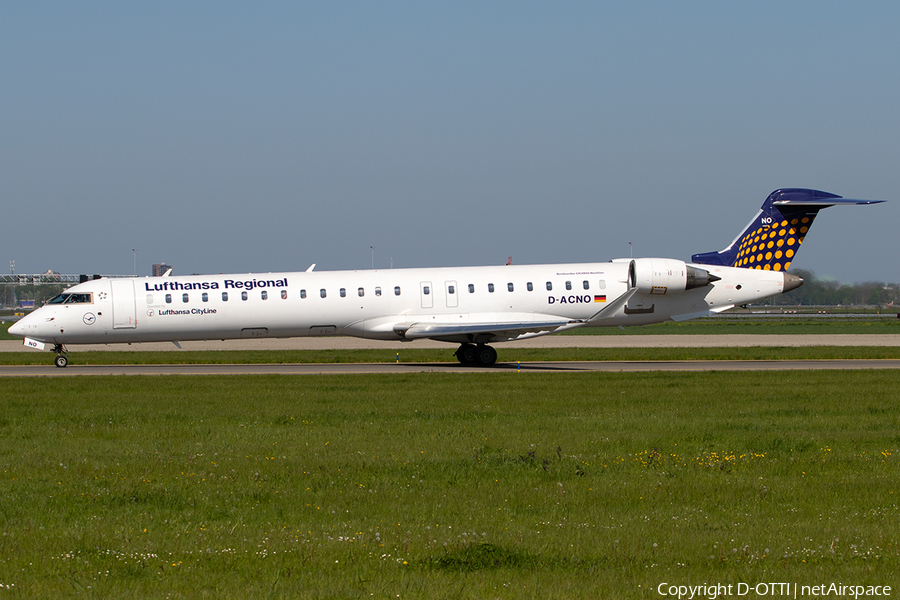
[53,344,69,368]
[455,343,497,367]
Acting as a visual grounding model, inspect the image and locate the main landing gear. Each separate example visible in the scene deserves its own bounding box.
[455,343,498,367]
[53,344,69,368]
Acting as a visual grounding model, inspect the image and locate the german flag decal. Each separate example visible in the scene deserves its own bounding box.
[594,295,607,303]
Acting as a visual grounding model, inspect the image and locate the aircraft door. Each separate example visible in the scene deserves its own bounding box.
[110,279,137,329]
[445,280,458,308]
[420,281,433,309]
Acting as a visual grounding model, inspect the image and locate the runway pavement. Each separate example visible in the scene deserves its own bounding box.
[1,334,899,352]
[2,359,900,376]
[3,334,898,376]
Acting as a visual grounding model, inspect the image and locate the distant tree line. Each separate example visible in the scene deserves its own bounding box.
[768,269,899,307]
[1,282,67,308]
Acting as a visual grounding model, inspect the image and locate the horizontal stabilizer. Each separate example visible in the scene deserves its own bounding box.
[671,305,734,322]
[773,197,883,207]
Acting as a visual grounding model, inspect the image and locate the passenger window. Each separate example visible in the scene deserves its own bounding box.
[300,289,307,299]
[166,294,172,304]
[448,285,455,294]
[394,286,401,296]
[546,282,552,291]
[241,291,248,301]
[281,290,287,300]
[261,290,268,300]
[468,284,475,293]
[182,293,189,303]
[358,287,364,297]
[507,283,514,292]
[598,280,606,289]
[423,286,430,295]
[146,294,153,304]
[320,289,327,298]
[488,283,495,293]
[375,287,382,296]
[340,288,346,298]
[583,280,590,290]
[222,292,228,301]
[527,282,533,292]
[565,281,572,290]
[202,292,208,302]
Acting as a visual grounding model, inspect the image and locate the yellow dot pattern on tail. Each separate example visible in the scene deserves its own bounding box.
[732,215,815,271]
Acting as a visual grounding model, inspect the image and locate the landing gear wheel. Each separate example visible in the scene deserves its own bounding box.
[52,344,69,368]
[475,345,497,367]
[456,344,477,366]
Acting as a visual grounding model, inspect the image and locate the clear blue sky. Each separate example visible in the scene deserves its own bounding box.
[2,2,897,283]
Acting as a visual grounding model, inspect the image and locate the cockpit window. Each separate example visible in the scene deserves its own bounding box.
[47,293,93,305]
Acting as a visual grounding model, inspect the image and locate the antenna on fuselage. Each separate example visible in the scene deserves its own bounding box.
[306,264,316,272]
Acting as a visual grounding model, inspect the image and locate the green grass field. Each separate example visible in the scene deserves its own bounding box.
[1,372,898,598]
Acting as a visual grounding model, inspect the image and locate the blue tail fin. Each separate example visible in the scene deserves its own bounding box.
[692,189,883,271]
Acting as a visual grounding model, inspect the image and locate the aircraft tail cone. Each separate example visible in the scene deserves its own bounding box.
[783,272,804,293]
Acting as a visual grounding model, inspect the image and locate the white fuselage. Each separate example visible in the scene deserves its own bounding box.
[11,260,788,348]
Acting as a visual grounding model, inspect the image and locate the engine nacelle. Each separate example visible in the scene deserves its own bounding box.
[628,258,718,295]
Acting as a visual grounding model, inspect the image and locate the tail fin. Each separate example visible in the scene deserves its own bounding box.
[692,188,883,271]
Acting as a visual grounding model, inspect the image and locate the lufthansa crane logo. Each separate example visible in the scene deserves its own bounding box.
[83,313,96,325]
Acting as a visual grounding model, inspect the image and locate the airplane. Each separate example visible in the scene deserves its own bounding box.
[9,188,882,368]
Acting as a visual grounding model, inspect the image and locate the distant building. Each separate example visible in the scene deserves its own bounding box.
[152,263,172,277]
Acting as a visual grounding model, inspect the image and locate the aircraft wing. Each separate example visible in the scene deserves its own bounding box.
[394,287,639,343]
[395,314,583,344]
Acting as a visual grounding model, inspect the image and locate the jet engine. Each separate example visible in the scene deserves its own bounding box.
[628,258,719,295]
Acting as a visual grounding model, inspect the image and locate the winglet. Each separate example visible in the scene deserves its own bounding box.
[587,288,638,322]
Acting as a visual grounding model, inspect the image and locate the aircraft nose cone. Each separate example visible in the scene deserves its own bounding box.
[8,319,26,338]
[8,311,48,340]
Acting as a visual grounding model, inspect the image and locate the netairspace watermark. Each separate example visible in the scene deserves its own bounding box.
[657,583,892,599]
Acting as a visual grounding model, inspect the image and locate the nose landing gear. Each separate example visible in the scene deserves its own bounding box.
[53,344,69,368]
[455,343,497,367]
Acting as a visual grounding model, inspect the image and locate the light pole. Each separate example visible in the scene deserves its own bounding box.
[132,249,136,276]
[629,241,633,258]
[370,246,375,269]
